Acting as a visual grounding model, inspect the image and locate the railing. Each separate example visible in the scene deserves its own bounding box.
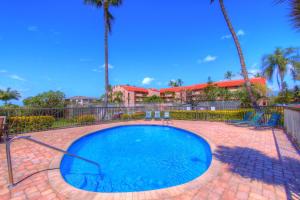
[284,106,300,146]
[0,105,285,136]
[5,135,101,189]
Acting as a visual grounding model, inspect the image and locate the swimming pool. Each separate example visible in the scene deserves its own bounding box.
[60,125,212,193]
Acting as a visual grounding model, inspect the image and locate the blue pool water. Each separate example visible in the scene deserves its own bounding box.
[60,125,212,192]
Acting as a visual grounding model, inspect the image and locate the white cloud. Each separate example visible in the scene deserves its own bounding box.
[9,75,26,81]
[221,29,245,40]
[92,64,114,73]
[101,64,114,69]
[237,29,245,36]
[221,34,231,40]
[142,77,154,85]
[0,69,7,73]
[27,26,39,32]
[198,55,217,63]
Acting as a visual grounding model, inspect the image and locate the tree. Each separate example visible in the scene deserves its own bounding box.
[262,47,300,92]
[217,87,232,101]
[233,84,266,107]
[0,88,21,105]
[143,95,163,103]
[112,91,123,104]
[168,79,184,87]
[176,79,183,86]
[84,0,122,108]
[276,0,300,30]
[224,71,234,80]
[210,0,258,108]
[23,91,65,108]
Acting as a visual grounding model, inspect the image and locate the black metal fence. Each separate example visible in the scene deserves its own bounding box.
[0,105,284,136]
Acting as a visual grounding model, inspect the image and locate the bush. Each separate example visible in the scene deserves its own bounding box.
[121,112,146,120]
[170,109,254,121]
[74,115,96,125]
[8,116,55,133]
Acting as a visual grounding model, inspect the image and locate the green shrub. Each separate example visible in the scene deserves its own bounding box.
[120,113,130,120]
[74,115,96,125]
[131,112,146,119]
[121,112,145,120]
[8,116,55,133]
[170,109,254,121]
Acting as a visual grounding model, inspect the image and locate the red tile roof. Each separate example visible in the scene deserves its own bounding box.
[149,88,160,92]
[121,86,149,93]
[160,77,266,93]
[160,86,189,93]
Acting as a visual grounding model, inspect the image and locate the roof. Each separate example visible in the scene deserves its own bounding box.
[121,86,149,93]
[160,77,266,93]
[160,86,189,93]
[148,88,160,92]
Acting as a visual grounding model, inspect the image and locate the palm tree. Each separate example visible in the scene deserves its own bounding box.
[168,79,184,87]
[210,0,258,108]
[224,71,234,80]
[0,88,21,105]
[84,0,122,108]
[168,80,178,87]
[262,47,300,92]
[177,79,183,86]
[276,0,300,30]
[112,91,123,104]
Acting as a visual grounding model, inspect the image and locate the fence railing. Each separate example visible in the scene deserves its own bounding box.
[0,105,284,136]
[284,106,300,147]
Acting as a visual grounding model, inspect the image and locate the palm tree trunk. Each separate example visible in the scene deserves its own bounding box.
[219,0,258,109]
[102,2,109,120]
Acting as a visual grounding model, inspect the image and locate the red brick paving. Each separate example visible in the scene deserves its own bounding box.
[0,121,299,200]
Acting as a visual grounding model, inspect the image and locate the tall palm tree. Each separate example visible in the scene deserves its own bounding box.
[84,0,122,108]
[0,88,21,105]
[210,0,258,108]
[262,47,300,92]
[224,71,234,80]
[276,0,300,30]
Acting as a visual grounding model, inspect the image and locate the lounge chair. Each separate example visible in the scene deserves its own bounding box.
[255,113,281,129]
[233,112,264,126]
[227,112,253,124]
[163,111,170,121]
[154,111,161,120]
[145,111,152,120]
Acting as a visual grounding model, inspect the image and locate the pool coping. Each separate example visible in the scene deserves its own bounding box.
[48,123,221,200]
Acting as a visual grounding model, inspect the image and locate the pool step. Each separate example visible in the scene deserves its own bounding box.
[65,173,104,191]
[64,174,87,188]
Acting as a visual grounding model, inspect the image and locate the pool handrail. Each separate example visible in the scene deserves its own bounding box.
[5,135,102,189]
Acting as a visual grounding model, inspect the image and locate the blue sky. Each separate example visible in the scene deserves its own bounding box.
[0,0,299,104]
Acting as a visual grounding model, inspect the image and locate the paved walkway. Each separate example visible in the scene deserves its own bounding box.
[0,121,299,200]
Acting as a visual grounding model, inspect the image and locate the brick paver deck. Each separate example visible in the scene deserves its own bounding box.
[0,121,299,200]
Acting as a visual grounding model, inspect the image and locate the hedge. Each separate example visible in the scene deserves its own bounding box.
[73,115,96,125]
[121,112,146,120]
[170,109,254,121]
[8,116,55,133]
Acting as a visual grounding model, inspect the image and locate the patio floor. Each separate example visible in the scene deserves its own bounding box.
[0,120,299,200]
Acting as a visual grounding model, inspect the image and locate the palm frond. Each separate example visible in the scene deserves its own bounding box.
[275,0,300,30]
[84,0,103,7]
[109,0,122,6]
[105,9,115,33]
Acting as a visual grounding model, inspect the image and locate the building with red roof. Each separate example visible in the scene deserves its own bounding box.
[113,77,267,106]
